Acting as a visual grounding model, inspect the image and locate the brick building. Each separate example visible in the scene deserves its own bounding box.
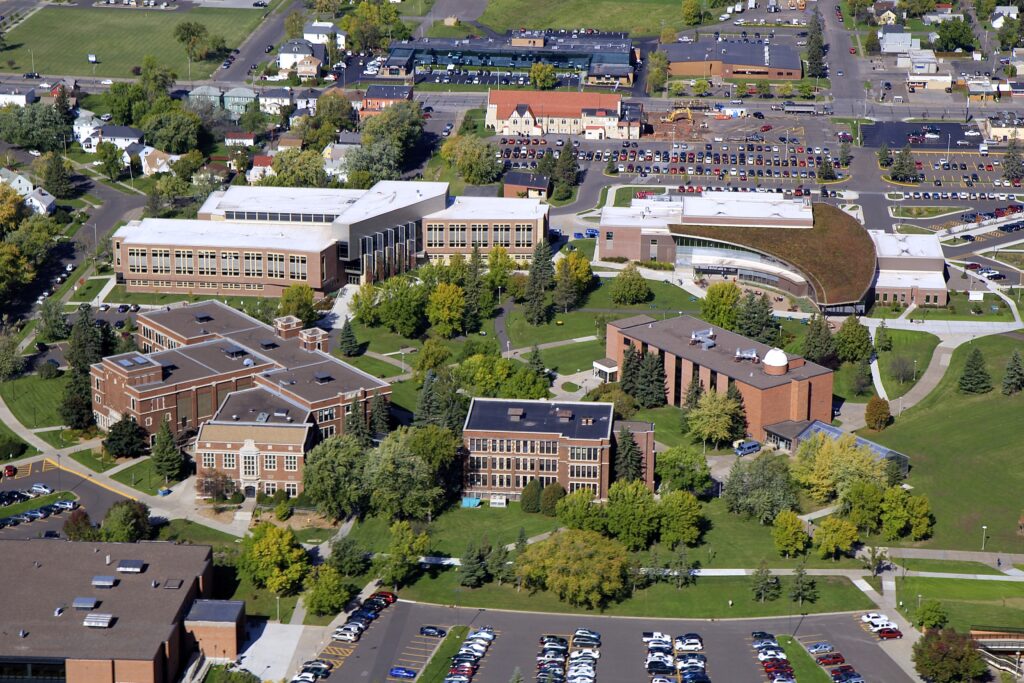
[423,196,549,264]
[462,398,655,499]
[359,84,413,119]
[90,301,388,496]
[502,171,550,199]
[485,90,643,140]
[599,315,833,442]
[869,231,948,307]
[659,40,802,80]
[0,540,227,683]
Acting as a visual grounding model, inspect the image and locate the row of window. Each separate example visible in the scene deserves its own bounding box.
[200,452,299,472]
[424,224,536,249]
[568,446,601,461]
[467,456,560,472]
[262,481,300,496]
[124,248,307,280]
[223,210,339,223]
[568,464,599,479]
[466,474,559,489]
[467,438,559,455]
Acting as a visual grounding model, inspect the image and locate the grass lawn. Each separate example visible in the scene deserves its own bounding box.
[546,185,578,207]
[987,250,1024,269]
[896,577,1024,632]
[832,361,875,404]
[540,339,606,375]
[423,153,466,196]
[562,381,580,392]
[350,320,422,355]
[401,569,871,618]
[292,526,336,545]
[388,379,420,414]
[895,558,1004,575]
[106,284,266,310]
[892,205,966,219]
[391,0,435,15]
[569,238,596,261]
[70,277,108,303]
[614,185,665,207]
[69,448,118,473]
[581,278,700,313]
[777,636,831,683]
[505,309,602,347]
[479,0,691,35]
[633,404,689,449]
[420,626,470,683]
[4,491,75,518]
[336,352,403,379]
[111,457,179,496]
[896,224,936,235]
[157,518,238,547]
[457,107,489,138]
[0,373,69,429]
[876,329,940,400]
[0,420,39,460]
[871,335,1024,551]
[868,292,1015,322]
[348,502,560,557]
[1,7,264,79]
[37,429,83,449]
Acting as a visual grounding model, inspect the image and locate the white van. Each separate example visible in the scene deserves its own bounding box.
[979,143,989,156]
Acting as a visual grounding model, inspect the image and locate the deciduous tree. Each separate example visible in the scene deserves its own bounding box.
[915,599,949,629]
[724,453,799,524]
[689,390,739,450]
[865,396,891,431]
[304,565,353,616]
[520,478,542,513]
[374,520,428,589]
[659,490,702,548]
[655,444,711,494]
[426,282,466,338]
[912,628,987,683]
[606,480,659,550]
[700,281,741,330]
[841,480,884,534]
[815,517,859,560]
[103,416,148,459]
[327,537,369,577]
[303,435,368,520]
[556,488,607,533]
[793,432,886,503]
[539,482,566,517]
[101,500,152,542]
[514,530,629,608]
[772,509,809,557]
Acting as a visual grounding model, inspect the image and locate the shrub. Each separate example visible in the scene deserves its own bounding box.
[274,500,294,521]
[520,478,542,513]
[539,482,566,517]
[0,437,27,460]
[636,260,675,271]
[604,256,628,263]
[37,361,60,380]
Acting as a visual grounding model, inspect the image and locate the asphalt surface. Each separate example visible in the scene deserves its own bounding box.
[321,600,914,683]
[0,460,129,540]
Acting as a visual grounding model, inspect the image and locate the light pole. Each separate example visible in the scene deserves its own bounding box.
[913,358,918,381]
[917,593,922,609]
[276,595,281,622]
[982,524,988,550]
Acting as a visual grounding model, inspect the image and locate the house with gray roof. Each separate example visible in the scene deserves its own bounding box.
[223,87,257,118]
[0,168,34,197]
[189,85,223,109]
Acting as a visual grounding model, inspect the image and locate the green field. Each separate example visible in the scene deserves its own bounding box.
[348,502,560,557]
[458,108,489,138]
[69,278,108,303]
[37,429,81,449]
[157,518,238,546]
[106,285,265,310]
[0,373,69,429]
[831,361,875,404]
[868,292,1015,322]
[69,448,118,473]
[581,278,699,312]
[540,339,606,375]
[1,7,264,78]
[401,569,872,618]
[877,329,940,400]
[895,558,1004,575]
[896,577,1024,632]
[387,379,419,415]
[0,420,38,460]
[337,352,403,379]
[479,0,692,34]
[568,238,596,261]
[633,404,689,449]
[871,335,1024,551]
[505,309,602,347]
[111,457,179,495]
[292,526,336,545]
[426,20,473,38]
[349,320,423,355]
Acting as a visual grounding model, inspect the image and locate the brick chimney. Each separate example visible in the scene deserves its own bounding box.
[299,327,329,353]
[273,315,303,340]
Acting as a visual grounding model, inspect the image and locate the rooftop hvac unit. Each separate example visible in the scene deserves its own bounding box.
[116,559,144,574]
[690,328,717,350]
[735,348,761,363]
[83,613,114,629]
[73,597,98,611]
[91,576,116,589]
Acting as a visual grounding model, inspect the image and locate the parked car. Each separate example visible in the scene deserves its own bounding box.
[389,668,416,679]
[877,628,903,640]
[420,625,447,637]
[806,641,833,654]
[30,483,54,495]
[3,465,16,478]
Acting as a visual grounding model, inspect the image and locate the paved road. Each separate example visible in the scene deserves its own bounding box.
[213,0,303,85]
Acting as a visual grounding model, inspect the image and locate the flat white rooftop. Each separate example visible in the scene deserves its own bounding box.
[675,191,813,224]
[869,230,945,259]
[426,196,549,222]
[114,218,338,253]
[600,204,680,230]
[198,186,367,217]
[875,270,948,290]
[336,181,449,225]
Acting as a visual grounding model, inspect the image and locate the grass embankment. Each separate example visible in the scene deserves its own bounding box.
[3,491,75,518]
[876,329,940,400]
[0,373,69,429]
[419,626,471,683]
[895,558,1003,575]
[777,636,832,683]
[69,448,117,473]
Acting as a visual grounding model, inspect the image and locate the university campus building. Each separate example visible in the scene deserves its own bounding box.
[596,315,834,442]
[485,90,644,140]
[868,231,949,307]
[0,540,244,683]
[462,398,656,500]
[110,181,549,295]
[90,300,389,498]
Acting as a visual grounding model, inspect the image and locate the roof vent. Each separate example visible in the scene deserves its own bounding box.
[256,412,269,423]
[231,414,239,421]
[73,597,98,610]
[273,409,289,418]
[105,554,111,566]
[92,576,116,589]
[314,371,333,384]
[690,328,717,350]
[556,408,573,423]
[83,613,114,629]
[507,407,524,422]
[243,358,255,367]
[116,559,145,574]
[194,313,213,323]
[735,348,760,363]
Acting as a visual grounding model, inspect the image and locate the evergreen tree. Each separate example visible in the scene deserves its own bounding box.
[60,370,95,430]
[683,379,703,410]
[43,152,73,199]
[1004,138,1024,182]
[958,347,992,394]
[876,143,891,167]
[1002,350,1024,395]
[515,526,528,554]
[531,239,554,289]
[66,307,102,373]
[338,316,359,357]
[433,369,468,435]
[802,314,836,367]
[520,479,542,513]
[750,561,781,602]
[635,351,667,408]
[103,416,148,458]
[552,257,578,312]
[735,292,777,344]
[789,563,818,606]
[414,371,438,425]
[344,404,372,446]
[523,265,549,326]
[614,426,643,482]
[852,361,873,396]
[726,383,747,440]
[369,393,390,435]
[620,346,641,396]
[54,86,74,125]
[150,421,183,484]
[486,544,515,585]
[459,540,490,588]
[527,345,546,378]
[834,316,873,364]
[539,482,566,516]
[874,320,892,352]
[463,245,484,333]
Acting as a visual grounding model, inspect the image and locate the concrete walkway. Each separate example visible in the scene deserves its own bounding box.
[798,504,838,523]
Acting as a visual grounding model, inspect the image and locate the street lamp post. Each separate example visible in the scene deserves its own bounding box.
[914,358,918,381]
[917,593,922,609]
[982,524,988,550]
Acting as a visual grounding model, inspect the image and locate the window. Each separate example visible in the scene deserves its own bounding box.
[289,255,307,280]
[244,252,264,278]
[128,248,147,273]
[223,453,236,469]
[494,224,511,247]
[448,225,467,248]
[198,250,217,276]
[267,253,286,279]
[202,453,215,469]
[426,224,444,248]
[221,251,240,277]
[264,482,277,495]
[316,407,336,422]
[320,424,335,438]
[284,455,298,471]
[242,454,257,478]
[515,224,533,248]
[151,249,170,274]
[285,483,298,497]
[263,453,277,471]
[471,224,489,247]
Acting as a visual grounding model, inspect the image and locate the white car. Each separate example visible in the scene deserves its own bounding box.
[757,649,788,661]
[28,150,41,157]
[869,620,898,632]
[101,79,114,85]
[468,630,495,641]
[965,129,981,136]
[570,649,600,659]
[861,612,889,623]
[331,630,359,642]
[674,638,703,652]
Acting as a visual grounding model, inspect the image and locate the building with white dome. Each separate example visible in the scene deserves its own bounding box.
[596,314,834,442]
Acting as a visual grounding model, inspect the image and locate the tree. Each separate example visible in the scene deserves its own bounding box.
[303,435,367,520]
[460,539,490,588]
[1003,350,1024,395]
[174,20,210,63]
[865,31,881,53]
[876,143,891,168]
[614,426,643,482]
[101,500,152,542]
[910,598,950,630]
[659,490,703,548]
[881,485,912,541]
[374,520,429,589]
[327,537,369,577]
[619,346,641,397]
[526,345,546,380]
[655,444,711,494]
[521,478,542,513]
[376,276,427,338]
[634,351,667,409]
[140,107,202,154]
[284,10,304,39]
[528,62,558,89]
[834,316,873,364]
[806,9,826,77]
[364,428,444,521]
[724,453,799,524]
[851,361,873,397]
[750,562,781,602]
[792,432,886,503]
[609,263,651,305]
[524,258,550,326]
[789,563,818,606]
[63,508,100,541]
[912,629,987,683]
[304,565,353,616]
[338,317,359,357]
[238,99,269,134]
[462,246,486,332]
[906,494,934,540]
[150,421,183,484]
[772,510,809,557]
[553,257,580,312]
[660,26,677,43]
[959,346,992,394]
[426,282,465,338]
[735,293,777,344]
[553,146,581,188]
[556,488,607,533]
[238,522,310,595]
[60,370,94,430]
[645,51,669,95]
[889,145,918,183]
[888,355,914,386]
[802,315,836,367]
[103,416,148,459]
[934,18,975,52]
[756,80,772,98]
[42,152,73,199]
[865,396,891,431]
[514,530,629,608]
[726,383,747,441]
[683,379,703,411]
[689,390,739,450]
[842,480,885,534]
[700,281,741,330]
[38,297,69,342]
[681,0,701,24]
[369,393,389,436]
[439,135,502,185]
[692,79,710,96]
[96,141,123,181]
[539,482,566,517]
[815,517,858,560]
[487,543,515,585]
[605,480,659,550]
[816,158,837,182]
[838,141,852,167]
[263,147,330,188]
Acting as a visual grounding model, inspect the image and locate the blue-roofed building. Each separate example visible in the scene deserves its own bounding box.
[764,419,909,475]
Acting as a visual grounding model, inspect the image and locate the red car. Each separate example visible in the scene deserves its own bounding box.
[878,628,903,640]
[2,464,15,477]
[817,653,846,666]
[761,124,773,132]
[370,591,397,604]
[849,47,856,54]
[830,666,856,680]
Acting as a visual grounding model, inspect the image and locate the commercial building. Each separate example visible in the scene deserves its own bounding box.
[90,300,389,498]
[111,182,548,293]
[0,539,236,683]
[878,28,919,54]
[869,231,948,307]
[383,30,636,86]
[462,398,655,499]
[359,84,413,119]
[659,40,802,80]
[485,90,643,140]
[599,315,834,442]
[0,85,36,107]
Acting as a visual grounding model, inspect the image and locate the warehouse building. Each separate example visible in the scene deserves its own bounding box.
[659,40,802,80]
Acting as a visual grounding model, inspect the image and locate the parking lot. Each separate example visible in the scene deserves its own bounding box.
[0,459,129,539]
[327,600,914,683]
[416,69,582,89]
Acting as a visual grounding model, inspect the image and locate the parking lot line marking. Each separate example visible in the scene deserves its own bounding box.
[41,460,56,471]
[45,459,137,501]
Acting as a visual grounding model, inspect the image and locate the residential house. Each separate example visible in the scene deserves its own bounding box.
[872,1,900,24]
[189,85,224,110]
[40,79,78,107]
[194,161,229,187]
[934,2,953,12]
[225,131,256,147]
[503,171,550,199]
[0,86,36,107]
[24,187,56,215]
[993,5,1019,19]
[303,21,346,49]
[278,39,326,71]
[97,125,144,151]
[322,141,357,180]
[878,27,920,53]
[277,131,303,151]
[224,87,257,119]
[140,147,180,176]
[289,108,313,127]
[359,84,413,119]
[295,56,322,80]
[246,154,275,183]
[73,110,100,143]
[0,168,35,197]
[922,11,963,24]
[259,87,292,115]
[294,88,320,113]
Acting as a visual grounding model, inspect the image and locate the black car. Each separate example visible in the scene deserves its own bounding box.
[117,304,130,313]
[265,44,274,53]
[647,662,675,675]
[419,625,446,637]
[34,342,47,353]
